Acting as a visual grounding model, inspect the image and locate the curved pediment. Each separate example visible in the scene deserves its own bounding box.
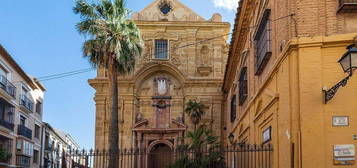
[131,0,205,22]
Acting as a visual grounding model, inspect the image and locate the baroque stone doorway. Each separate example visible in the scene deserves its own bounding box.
[148,143,173,168]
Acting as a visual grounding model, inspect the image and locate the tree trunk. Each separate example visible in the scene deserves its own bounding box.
[108,63,119,168]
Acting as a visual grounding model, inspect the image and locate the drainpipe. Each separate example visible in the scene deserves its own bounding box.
[39,124,45,168]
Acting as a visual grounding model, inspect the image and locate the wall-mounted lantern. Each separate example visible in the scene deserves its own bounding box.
[324,44,357,104]
[228,133,235,145]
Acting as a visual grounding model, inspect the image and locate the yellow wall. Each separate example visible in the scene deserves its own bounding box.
[226,33,357,168]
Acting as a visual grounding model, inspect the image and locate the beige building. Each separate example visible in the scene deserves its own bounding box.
[0,45,46,168]
[90,0,230,156]
[223,0,357,168]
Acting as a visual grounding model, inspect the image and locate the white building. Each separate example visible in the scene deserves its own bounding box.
[42,123,80,168]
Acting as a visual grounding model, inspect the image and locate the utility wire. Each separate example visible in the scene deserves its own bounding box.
[18,13,295,83]
[37,68,94,80]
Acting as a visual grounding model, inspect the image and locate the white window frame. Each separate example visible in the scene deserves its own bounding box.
[0,60,12,81]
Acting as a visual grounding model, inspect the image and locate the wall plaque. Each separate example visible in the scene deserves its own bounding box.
[334,144,355,165]
[333,116,349,126]
[262,126,271,144]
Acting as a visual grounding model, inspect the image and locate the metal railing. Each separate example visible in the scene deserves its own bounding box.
[0,75,16,98]
[16,155,31,168]
[20,94,34,112]
[17,125,32,140]
[58,144,273,168]
[0,118,14,131]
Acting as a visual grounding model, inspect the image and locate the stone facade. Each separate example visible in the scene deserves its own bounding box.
[89,0,230,152]
[223,0,357,168]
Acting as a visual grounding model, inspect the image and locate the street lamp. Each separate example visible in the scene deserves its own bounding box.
[324,44,357,104]
[228,133,235,145]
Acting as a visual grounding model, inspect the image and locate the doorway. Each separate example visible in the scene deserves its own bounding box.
[148,143,172,168]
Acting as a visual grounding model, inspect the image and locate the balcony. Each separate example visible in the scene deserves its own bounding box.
[0,98,15,131]
[0,135,13,165]
[0,118,14,131]
[0,75,16,98]
[20,95,34,112]
[17,125,32,140]
[338,0,357,12]
[16,155,31,168]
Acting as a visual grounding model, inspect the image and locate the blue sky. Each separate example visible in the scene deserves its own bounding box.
[0,0,237,149]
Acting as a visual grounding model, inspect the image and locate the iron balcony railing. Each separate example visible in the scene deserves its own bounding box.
[17,125,32,140]
[20,94,34,112]
[0,75,16,98]
[0,118,14,131]
[16,155,31,168]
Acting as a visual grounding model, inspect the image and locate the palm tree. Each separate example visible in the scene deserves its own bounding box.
[185,100,205,130]
[73,0,143,167]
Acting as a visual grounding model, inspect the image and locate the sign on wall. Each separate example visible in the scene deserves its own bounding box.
[334,144,355,165]
[262,126,271,144]
[332,116,349,126]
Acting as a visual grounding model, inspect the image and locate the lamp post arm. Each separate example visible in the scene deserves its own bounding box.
[324,75,350,104]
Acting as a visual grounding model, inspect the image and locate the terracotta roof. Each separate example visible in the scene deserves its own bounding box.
[222,0,244,93]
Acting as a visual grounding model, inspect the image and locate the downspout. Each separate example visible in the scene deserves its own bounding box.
[40,124,45,168]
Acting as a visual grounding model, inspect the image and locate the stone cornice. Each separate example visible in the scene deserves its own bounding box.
[135,20,230,28]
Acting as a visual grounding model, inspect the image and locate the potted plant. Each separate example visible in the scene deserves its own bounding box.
[0,148,12,163]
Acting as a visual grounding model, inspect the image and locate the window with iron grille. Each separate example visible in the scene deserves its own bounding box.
[239,67,248,105]
[230,95,237,123]
[254,9,272,75]
[155,39,169,59]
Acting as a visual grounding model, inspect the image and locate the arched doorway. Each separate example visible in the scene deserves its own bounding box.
[148,143,173,168]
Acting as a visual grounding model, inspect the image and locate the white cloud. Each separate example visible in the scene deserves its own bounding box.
[213,0,238,11]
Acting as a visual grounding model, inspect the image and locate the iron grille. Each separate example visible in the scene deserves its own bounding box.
[239,67,248,106]
[58,144,273,168]
[231,95,237,123]
[0,75,16,98]
[254,9,272,75]
[17,125,32,140]
[20,94,34,112]
[155,39,169,59]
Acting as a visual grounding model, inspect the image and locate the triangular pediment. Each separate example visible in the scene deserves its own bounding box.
[132,0,205,22]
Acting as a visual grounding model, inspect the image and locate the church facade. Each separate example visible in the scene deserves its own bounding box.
[89,0,230,153]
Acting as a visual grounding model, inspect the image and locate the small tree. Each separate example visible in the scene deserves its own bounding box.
[0,148,11,163]
[185,100,205,130]
[170,100,225,168]
[169,126,225,168]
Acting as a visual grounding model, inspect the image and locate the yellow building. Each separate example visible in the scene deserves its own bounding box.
[223,0,357,168]
[89,0,230,159]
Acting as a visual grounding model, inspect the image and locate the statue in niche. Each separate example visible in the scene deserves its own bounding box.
[200,45,210,66]
[157,79,167,95]
[154,77,171,96]
[135,112,143,123]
